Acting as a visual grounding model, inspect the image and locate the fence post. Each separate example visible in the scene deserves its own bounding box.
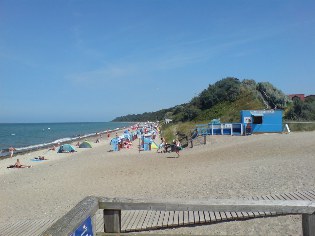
[302,213,315,236]
[203,135,206,145]
[103,209,121,233]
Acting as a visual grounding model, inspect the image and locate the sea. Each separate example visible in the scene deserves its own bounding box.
[0,122,134,157]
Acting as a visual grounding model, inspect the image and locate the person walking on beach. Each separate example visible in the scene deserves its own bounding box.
[157,137,166,153]
[175,139,181,157]
[9,146,16,158]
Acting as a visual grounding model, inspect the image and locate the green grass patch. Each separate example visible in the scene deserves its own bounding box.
[195,90,265,123]
[285,122,315,132]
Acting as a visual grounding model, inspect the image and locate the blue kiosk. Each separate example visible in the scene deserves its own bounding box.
[241,110,283,133]
[195,109,283,136]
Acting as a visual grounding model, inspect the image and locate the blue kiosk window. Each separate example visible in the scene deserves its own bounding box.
[253,116,263,124]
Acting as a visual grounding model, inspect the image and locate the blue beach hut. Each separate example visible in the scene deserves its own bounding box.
[123,130,132,141]
[110,137,120,151]
[141,135,152,151]
[241,110,283,133]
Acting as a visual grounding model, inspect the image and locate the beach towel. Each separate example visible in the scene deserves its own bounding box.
[31,158,47,162]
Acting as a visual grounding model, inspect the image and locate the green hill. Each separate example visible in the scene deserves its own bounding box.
[112,77,290,123]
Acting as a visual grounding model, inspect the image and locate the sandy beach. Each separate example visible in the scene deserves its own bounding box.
[0,130,314,235]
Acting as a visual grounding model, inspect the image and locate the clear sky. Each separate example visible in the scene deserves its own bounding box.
[1,0,314,123]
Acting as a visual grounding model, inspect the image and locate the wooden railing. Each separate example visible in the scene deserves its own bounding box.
[42,196,315,236]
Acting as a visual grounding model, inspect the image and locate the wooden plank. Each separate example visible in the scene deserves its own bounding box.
[122,210,135,231]
[235,212,243,219]
[0,222,17,235]
[259,195,269,201]
[9,220,32,236]
[131,210,142,231]
[241,212,249,218]
[193,211,200,223]
[252,212,260,217]
[16,219,41,236]
[134,210,148,231]
[150,211,161,229]
[0,222,18,235]
[307,191,315,199]
[275,194,287,200]
[98,197,315,214]
[204,211,211,222]
[0,222,8,232]
[225,211,232,220]
[264,195,274,200]
[130,210,145,231]
[302,213,315,236]
[32,219,55,236]
[258,212,266,217]
[95,213,104,232]
[292,192,309,201]
[125,210,139,232]
[173,211,180,226]
[287,193,299,200]
[16,220,41,236]
[162,211,170,227]
[167,211,175,226]
[268,194,278,200]
[298,192,315,201]
[308,191,315,199]
[209,212,216,222]
[247,211,255,218]
[103,209,121,233]
[16,220,38,236]
[188,211,195,224]
[121,210,131,231]
[177,211,184,225]
[220,212,227,221]
[183,211,189,225]
[6,220,27,235]
[199,211,206,223]
[141,210,153,230]
[281,193,293,200]
[156,211,165,228]
[214,212,222,221]
[30,219,54,236]
[230,212,238,219]
[143,210,154,230]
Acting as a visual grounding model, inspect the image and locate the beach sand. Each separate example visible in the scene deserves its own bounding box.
[0,130,314,235]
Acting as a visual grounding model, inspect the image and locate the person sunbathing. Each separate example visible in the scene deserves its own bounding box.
[7,159,31,168]
[35,156,48,160]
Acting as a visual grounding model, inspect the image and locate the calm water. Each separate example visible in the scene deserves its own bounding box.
[0,122,133,156]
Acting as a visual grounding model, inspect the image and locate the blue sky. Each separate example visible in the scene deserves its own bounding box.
[1,0,314,123]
